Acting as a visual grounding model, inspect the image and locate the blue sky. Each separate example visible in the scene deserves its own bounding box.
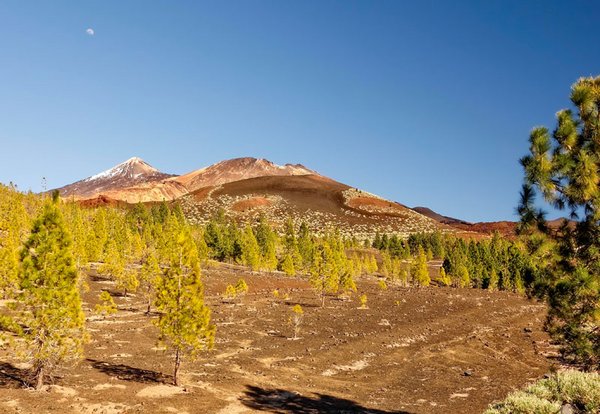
[1,1,599,222]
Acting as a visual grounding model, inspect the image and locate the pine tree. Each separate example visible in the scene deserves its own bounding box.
[321,242,340,296]
[518,76,600,366]
[391,257,403,282]
[0,185,31,297]
[192,227,209,264]
[241,225,261,271]
[281,253,296,276]
[154,227,215,386]
[457,264,470,288]
[381,251,392,279]
[437,267,451,287]
[488,268,499,291]
[63,203,88,271]
[16,193,86,390]
[95,291,117,317]
[140,247,160,314]
[309,245,327,307]
[99,238,138,296]
[411,246,430,286]
[255,216,278,271]
[86,208,108,262]
[297,222,314,271]
[235,278,249,296]
[290,304,304,340]
[339,261,358,293]
[359,293,368,309]
[282,218,302,271]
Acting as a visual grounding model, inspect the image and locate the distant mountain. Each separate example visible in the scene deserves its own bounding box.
[412,206,471,226]
[412,206,573,238]
[54,156,457,238]
[56,157,175,199]
[411,206,517,237]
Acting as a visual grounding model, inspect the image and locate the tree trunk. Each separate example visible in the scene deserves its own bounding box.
[35,364,44,390]
[146,295,151,315]
[321,291,325,308]
[173,348,181,386]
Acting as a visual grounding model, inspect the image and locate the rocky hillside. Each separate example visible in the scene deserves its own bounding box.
[179,175,451,239]
[55,156,460,238]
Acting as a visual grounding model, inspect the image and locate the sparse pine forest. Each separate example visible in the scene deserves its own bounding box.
[0,182,549,389]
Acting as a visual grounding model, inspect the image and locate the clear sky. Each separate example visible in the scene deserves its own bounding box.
[1,1,599,222]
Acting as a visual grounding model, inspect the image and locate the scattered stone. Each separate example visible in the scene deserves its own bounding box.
[560,403,574,414]
[463,370,473,377]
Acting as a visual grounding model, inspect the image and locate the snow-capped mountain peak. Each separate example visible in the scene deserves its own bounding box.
[84,157,160,182]
[57,157,173,198]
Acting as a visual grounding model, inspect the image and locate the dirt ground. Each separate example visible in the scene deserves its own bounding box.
[0,264,554,414]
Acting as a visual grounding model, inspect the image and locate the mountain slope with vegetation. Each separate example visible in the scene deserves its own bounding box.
[55,157,457,239]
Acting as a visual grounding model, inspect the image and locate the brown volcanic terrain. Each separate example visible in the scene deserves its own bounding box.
[56,157,460,238]
[0,264,553,414]
[180,175,454,239]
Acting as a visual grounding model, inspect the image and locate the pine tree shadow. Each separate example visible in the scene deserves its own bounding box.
[240,385,414,414]
[0,361,30,388]
[282,301,320,309]
[89,274,112,282]
[105,289,128,298]
[87,359,168,383]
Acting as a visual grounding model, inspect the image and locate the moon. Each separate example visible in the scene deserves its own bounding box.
[86,28,95,36]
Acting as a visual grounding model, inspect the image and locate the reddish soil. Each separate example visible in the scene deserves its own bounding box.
[231,197,273,212]
[347,197,401,211]
[189,186,213,203]
[0,265,553,414]
[77,195,126,209]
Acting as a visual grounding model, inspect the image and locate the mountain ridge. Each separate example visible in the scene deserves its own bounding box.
[54,156,468,238]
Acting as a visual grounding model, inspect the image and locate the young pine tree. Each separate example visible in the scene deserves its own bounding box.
[297,222,314,271]
[309,245,327,307]
[437,267,452,287]
[411,246,430,287]
[154,227,215,386]
[95,291,117,317]
[99,238,138,296]
[257,222,278,271]
[140,247,161,314]
[457,264,470,288]
[280,253,296,276]
[290,304,304,340]
[283,217,302,269]
[0,185,30,298]
[241,225,261,271]
[17,192,86,390]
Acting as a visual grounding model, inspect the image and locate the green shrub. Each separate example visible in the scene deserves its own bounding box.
[485,370,600,414]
